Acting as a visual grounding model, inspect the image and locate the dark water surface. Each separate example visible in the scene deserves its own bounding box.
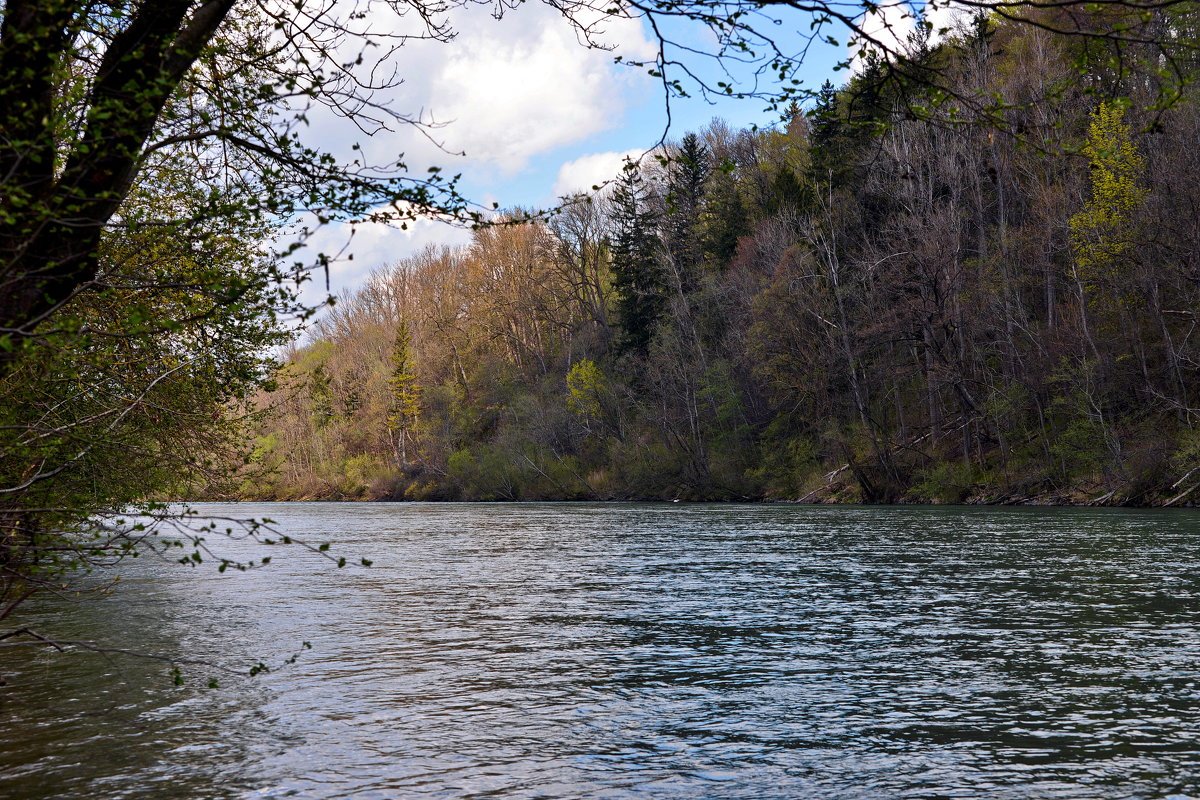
[3,503,1200,799]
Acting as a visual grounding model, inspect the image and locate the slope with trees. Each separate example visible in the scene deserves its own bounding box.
[243,12,1200,506]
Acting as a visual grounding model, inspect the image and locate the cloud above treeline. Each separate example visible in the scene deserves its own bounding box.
[428,16,654,176]
[850,0,973,71]
[309,3,657,177]
[553,149,646,197]
[286,3,657,304]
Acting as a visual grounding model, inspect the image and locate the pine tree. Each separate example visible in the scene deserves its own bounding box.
[808,79,846,186]
[808,65,889,191]
[702,163,750,269]
[664,133,711,291]
[609,161,666,357]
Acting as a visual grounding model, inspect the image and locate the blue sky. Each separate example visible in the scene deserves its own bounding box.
[292,4,864,307]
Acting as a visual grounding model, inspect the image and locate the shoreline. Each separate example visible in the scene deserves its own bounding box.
[213,486,1200,509]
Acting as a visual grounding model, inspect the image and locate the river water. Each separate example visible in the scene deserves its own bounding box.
[2,503,1200,799]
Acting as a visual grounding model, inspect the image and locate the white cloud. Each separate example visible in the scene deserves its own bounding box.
[433,33,612,174]
[264,5,661,315]
[553,149,645,197]
[849,0,974,73]
[294,215,474,308]
[427,8,654,175]
[297,4,656,180]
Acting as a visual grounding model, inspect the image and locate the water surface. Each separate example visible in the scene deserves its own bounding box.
[2,503,1200,798]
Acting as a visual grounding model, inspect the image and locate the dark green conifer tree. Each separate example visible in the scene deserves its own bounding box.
[702,163,750,269]
[388,320,421,467]
[664,133,710,291]
[808,79,853,187]
[609,161,665,357]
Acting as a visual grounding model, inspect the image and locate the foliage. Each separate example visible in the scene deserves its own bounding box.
[609,163,666,357]
[566,359,609,426]
[242,18,1200,508]
[1069,101,1148,317]
[911,461,979,504]
[0,168,293,618]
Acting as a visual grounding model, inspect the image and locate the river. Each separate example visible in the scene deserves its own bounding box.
[2,503,1199,798]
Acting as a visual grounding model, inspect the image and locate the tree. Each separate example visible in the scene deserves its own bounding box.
[3,0,1192,354]
[387,321,421,468]
[608,161,665,357]
[566,358,609,431]
[1,164,292,622]
[0,0,480,635]
[2,0,1192,355]
[1069,101,1148,324]
[663,133,710,290]
[0,0,477,357]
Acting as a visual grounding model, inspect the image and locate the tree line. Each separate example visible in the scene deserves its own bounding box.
[238,12,1200,505]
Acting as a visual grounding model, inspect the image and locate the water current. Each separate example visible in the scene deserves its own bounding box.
[2,503,1200,799]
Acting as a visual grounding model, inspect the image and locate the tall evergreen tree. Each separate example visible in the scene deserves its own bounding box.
[702,163,750,270]
[808,79,857,188]
[609,162,665,357]
[808,59,893,193]
[664,133,711,291]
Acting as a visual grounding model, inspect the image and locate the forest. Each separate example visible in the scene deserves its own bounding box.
[236,13,1200,506]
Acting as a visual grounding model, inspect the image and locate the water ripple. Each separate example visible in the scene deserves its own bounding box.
[3,504,1200,799]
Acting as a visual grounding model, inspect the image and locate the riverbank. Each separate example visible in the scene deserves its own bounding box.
[227,460,1200,508]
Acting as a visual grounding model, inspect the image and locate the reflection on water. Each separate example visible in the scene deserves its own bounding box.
[3,503,1200,799]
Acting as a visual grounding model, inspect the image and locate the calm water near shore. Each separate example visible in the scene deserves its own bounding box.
[2,503,1200,799]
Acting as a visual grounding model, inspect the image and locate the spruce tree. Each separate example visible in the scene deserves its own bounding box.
[664,133,711,292]
[609,162,665,357]
[702,164,750,270]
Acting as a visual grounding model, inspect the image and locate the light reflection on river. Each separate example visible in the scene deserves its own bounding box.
[3,503,1200,799]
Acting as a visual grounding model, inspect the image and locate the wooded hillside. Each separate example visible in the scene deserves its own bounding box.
[239,15,1200,505]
